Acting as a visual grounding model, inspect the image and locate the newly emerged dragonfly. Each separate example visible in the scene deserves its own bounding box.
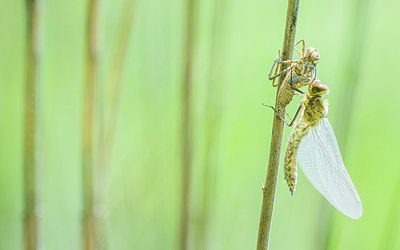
[268,39,320,109]
[266,79,363,219]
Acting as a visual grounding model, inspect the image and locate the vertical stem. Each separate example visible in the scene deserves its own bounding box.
[24,1,41,250]
[180,0,196,249]
[83,0,99,249]
[256,1,300,249]
[96,1,135,248]
[102,0,135,168]
[195,0,228,249]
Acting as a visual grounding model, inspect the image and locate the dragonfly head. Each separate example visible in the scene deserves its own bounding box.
[309,79,329,97]
[305,47,320,64]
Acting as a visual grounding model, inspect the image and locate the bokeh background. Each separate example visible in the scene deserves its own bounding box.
[1,0,400,249]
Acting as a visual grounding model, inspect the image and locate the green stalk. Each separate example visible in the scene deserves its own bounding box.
[96,1,135,248]
[24,1,41,249]
[82,0,99,249]
[180,0,196,249]
[195,0,228,249]
[101,0,135,168]
[256,1,300,249]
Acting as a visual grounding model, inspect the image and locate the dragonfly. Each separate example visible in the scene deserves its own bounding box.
[268,39,320,110]
[265,78,363,219]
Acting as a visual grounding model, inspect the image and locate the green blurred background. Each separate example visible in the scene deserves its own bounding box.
[1,0,400,249]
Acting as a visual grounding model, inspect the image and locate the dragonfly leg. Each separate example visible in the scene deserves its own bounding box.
[261,102,294,127]
[295,39,305,57]
[261,101,303,127]
[268,52,282,86]
[293,90,303,96]
[268,99,294,121]
[294,47,302,58]
[269,66,291,86]
[289,68,305,94]
[269,49,301,87]
[276,59,300,64]
[287,104,302,127]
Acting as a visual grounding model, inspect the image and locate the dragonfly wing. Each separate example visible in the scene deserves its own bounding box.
[296,118,363,219]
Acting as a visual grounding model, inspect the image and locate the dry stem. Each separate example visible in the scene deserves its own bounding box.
[82,0,99,249]
[103,0,135,159]
[195,0,228,249]
[24,0,41,249]
[180,0,196,249]
[256,1,300,249]
[95,1,135,248]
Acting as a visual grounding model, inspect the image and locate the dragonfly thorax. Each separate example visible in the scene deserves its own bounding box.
[302,97,328,126]
[293,62,315,78]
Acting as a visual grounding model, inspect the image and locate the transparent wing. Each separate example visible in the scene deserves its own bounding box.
[296,118,363,219]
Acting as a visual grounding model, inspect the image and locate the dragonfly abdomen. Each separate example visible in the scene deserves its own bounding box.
[284,131,303,195]
[284,136,298,195]
[284,121,309,195]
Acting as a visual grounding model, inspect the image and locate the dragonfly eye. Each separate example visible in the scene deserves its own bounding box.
[305,47,320,64]
[311,51,320,63]
[309,80,329,96]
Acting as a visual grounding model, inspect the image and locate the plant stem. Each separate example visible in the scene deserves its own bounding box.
[180,0,196,249]
[96,1,135,248]
[256,1,300,249]
[24,0,41,249]
[195,0,227,248]
[83,0,99,249]
[103,0,135,161]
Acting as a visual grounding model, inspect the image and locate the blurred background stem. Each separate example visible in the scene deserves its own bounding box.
[96,0,135,248]
[102,0,135,166]
[194,0,228,249]
[256,1,300,249]
[24,0,42,250]
[82,0,99,249]
[316,1,370,249]
[180,0,196,249]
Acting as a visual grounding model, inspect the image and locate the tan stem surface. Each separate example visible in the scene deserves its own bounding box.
[256,1,300,249]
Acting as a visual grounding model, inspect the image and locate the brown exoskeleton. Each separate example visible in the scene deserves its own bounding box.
[268,39,320,110]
